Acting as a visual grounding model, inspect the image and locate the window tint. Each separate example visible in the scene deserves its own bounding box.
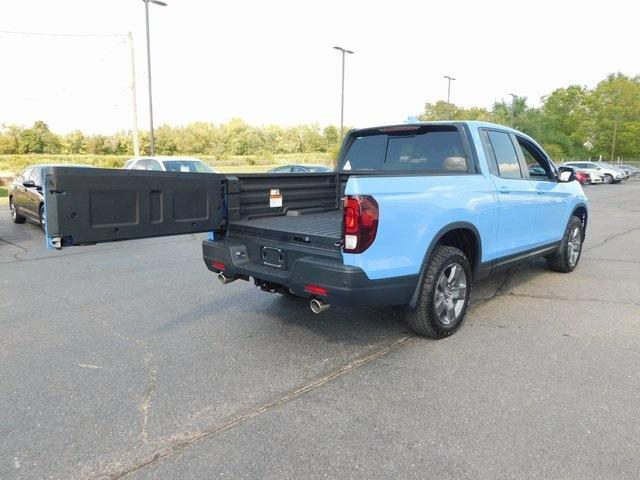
[133,160,148,170]
[479,130,499,175]
[146,160,162,171]
[342,128,468,173]
[516,137,550,179]
[486,131,522,179]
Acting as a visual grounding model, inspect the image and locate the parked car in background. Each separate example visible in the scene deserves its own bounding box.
[562,161,622,184]
[9,164,94,228]
[124,156,217,173]
[596,162,628,179]
[617,164,640,176]
[267,164,333,173]
[558,165,599,185]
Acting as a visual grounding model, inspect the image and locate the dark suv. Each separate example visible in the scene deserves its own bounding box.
[9,164,93,228]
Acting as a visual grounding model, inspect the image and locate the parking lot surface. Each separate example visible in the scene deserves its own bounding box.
[1,182,640,479]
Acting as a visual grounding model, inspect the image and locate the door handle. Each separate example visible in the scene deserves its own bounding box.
[537,190,545,195]
[498,186,510,194]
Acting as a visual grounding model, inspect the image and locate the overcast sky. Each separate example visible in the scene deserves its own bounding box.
[1,0,638,133]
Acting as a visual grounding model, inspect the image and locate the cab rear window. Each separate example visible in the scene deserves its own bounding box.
[340,126,469,173]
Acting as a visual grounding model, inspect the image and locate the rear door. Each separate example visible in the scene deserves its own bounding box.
[44,167,226,248]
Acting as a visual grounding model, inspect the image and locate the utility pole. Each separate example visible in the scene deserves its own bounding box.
[610,119,618,160]
[143,0,167,155]
[333,46,354,137]
[127,32,140,156]
[443,75,455,119]
[509,93,517,127]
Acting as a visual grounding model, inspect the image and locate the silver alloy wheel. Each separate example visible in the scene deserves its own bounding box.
[567,226,582,266]
[40,205,46,228]
[10,199,17,221]
[434,262,467,326]
[604,174,613,184]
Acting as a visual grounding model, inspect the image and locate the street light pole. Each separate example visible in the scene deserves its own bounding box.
[143,0,167,156]
[333,46,354,138]
[443,75,455,119]
[509,93,517,127]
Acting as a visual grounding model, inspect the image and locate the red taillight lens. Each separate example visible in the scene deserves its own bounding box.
[212,261,226,271]
[342,195,379,253]
[304,284,328,296]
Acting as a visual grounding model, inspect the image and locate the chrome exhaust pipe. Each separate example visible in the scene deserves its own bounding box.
[310,298,330,314]
[218,272,236,285]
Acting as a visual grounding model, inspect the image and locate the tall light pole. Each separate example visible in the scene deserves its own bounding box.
[143,0,167,156]
[333,46,354,137]
[509,93,517,127]
[443,75,455,119]
[127,32,140,156]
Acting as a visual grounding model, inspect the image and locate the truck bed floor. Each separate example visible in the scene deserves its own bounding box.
[229,210,342,246]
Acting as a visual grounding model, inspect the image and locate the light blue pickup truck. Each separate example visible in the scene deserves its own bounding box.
[44,122,588,338]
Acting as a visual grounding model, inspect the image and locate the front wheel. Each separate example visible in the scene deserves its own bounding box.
[604,174,613,184]
[39,204,46,230]
[405,245,472,339]
[9,198,26,224]
[546,215,583,273]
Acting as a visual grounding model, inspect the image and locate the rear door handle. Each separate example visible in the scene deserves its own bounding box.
[498,186,510,194]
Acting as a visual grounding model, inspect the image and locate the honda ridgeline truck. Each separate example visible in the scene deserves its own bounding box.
[43,122,588,338]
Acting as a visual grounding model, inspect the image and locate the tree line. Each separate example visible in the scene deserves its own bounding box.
[1,73,638,161]
[419,73,640,161]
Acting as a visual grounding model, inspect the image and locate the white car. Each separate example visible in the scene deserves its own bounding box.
[124,156,217,173]
[562,161,622,184]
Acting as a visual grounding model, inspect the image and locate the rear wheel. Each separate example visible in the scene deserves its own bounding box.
[546,215,583,273]
[405,245,472,339]
[39,204,46,230]
[9,197,26,224]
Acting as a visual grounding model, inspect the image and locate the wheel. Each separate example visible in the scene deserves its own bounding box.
[546,215,583,273]
[604,174,613,184]
[39,204,46,230]
[9,197,26,224]
[405,245,472,339]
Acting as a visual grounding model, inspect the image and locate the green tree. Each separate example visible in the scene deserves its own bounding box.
[18,121,61,154]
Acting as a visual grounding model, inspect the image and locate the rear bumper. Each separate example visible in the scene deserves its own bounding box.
[202,238,417,306]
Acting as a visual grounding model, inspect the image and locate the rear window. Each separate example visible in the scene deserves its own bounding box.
[340,127,469,173]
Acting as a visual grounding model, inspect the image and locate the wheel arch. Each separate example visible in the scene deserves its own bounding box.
[408,222,482,309]
[571,203,588,238]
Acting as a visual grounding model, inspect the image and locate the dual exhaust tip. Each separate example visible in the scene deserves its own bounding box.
[218,272,330,314]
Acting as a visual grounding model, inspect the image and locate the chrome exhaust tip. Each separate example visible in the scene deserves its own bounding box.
[310,298,330,314]
[218,272,236,285]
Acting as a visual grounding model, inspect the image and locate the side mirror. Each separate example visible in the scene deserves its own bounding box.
[558,167,576,183]
[22,180,36,188]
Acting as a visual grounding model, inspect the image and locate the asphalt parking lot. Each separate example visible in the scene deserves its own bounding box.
[2,181,640,480]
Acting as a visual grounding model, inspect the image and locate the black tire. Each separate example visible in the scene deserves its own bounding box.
[9,197,26,224]
[39,204,46,230]
[546,215,583,273]
[405,245,472,339]
[604,174,613,184]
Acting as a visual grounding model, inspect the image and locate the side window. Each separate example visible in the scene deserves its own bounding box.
[479,130,499,175]
[486,130,522,179]
[515,137,551,180]
[32,167,43,186]
[133,160,148,170]
[146,160,162,171]
[20,168,33,183]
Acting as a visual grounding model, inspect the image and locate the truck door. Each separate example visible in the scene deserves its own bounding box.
[479,129,540,258]
[43,167,226,248]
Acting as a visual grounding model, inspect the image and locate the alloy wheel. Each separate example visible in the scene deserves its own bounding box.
[434,263,467,326]
[567,226,582,267]
[10,199,17,221]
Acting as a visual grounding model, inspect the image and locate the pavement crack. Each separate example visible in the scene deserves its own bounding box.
[584,225,640,252]
[101,321,157,447]
[505,291,640,307]
[470,268,514,311]
[107,334,416,479]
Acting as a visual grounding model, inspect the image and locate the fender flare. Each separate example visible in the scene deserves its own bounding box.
[408,221,482,309]
[571,203,589,238]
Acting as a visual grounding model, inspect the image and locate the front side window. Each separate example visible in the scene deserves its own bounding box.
[162,160,213,173]
[485,130,522,179]
[133,160,148,170]
[146,160,162,171]
[516,137,552,180]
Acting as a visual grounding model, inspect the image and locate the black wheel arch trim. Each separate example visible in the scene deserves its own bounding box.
[408,221,483,309]
[571,203,588,238]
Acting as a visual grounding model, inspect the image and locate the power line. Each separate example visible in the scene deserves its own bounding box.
[0,30,122,38]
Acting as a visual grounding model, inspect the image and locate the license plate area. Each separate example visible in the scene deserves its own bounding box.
[261,246,286,269]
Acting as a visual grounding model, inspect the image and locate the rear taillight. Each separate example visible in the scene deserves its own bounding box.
[343,195,379,253]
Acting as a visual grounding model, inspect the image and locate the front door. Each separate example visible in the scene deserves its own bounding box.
[479,129,540,259]
[44,167,227,248]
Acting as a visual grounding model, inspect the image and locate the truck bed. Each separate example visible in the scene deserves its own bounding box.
[229,210,342,248]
